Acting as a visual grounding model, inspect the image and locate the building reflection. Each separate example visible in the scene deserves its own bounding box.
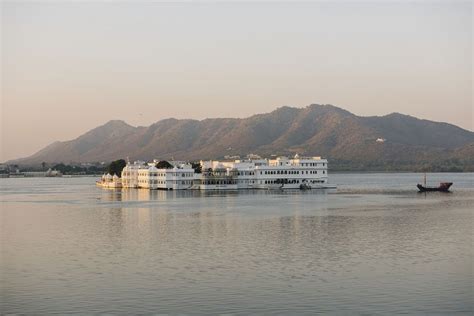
[91,185,449,282]
[112,187,333,202]
[98,187,417,266]
[100,188,123,202]
[95,188,337,249]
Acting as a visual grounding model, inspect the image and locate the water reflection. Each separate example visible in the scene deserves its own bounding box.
[100,187,334,202]
[2,175,473,314]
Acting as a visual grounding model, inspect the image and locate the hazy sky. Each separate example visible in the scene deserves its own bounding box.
[1,1,472,162]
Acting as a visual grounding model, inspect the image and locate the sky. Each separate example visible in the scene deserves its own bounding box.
[1,1,472,162]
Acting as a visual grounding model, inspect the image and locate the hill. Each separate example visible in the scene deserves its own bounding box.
[10,104,474,171]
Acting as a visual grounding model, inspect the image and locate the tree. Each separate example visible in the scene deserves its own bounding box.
[52,163,86,175]
[53,163,67,174]
[191,162,202,173]
[107,159,126,177]
[155,160,173,169]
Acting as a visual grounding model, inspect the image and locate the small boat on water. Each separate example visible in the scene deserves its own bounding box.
[417,173,452,192]
[417,182,453,192]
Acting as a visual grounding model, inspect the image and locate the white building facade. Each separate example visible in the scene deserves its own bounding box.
[122,161,194,190]
[118,155,330,191]
[194,155,329,190]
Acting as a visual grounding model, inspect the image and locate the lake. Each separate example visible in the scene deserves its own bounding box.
[1,173,472,314]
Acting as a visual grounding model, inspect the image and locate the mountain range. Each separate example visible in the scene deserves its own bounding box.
[10,104,474,171]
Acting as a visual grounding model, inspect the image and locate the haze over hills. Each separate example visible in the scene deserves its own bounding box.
[9,104,474,171]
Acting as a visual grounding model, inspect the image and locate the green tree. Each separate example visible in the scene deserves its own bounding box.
[155,160,173,169]
[191,162,202,173]
[53,163,67,174]
[107,159,126,177]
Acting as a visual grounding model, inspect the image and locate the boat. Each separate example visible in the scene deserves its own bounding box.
[299,183,311,190]
[417,173,452,192]
[417,182,453,192]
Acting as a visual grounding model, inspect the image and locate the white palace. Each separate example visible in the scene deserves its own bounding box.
[99,154,333,190]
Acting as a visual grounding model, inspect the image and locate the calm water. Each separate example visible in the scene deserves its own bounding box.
[1,173,473,314]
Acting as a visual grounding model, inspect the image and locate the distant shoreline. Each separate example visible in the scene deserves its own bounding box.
[329,170,474,174]
[2,171,473,180]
